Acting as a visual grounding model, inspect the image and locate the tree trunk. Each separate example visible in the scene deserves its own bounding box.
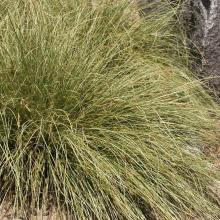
[187,0,220,95]
[138,0,220,96]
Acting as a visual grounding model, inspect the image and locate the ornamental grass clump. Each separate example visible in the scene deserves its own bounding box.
[0,0,220,219]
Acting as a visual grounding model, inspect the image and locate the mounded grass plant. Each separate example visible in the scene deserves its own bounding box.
[0,0,220,219]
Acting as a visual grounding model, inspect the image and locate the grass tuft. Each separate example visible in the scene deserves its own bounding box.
[0,0,220,219]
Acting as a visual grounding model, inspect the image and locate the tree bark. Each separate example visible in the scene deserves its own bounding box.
[187,0,220,94]
[138,0,220,96]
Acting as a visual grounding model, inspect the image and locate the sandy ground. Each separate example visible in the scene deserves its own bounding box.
[0,204,65,220]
